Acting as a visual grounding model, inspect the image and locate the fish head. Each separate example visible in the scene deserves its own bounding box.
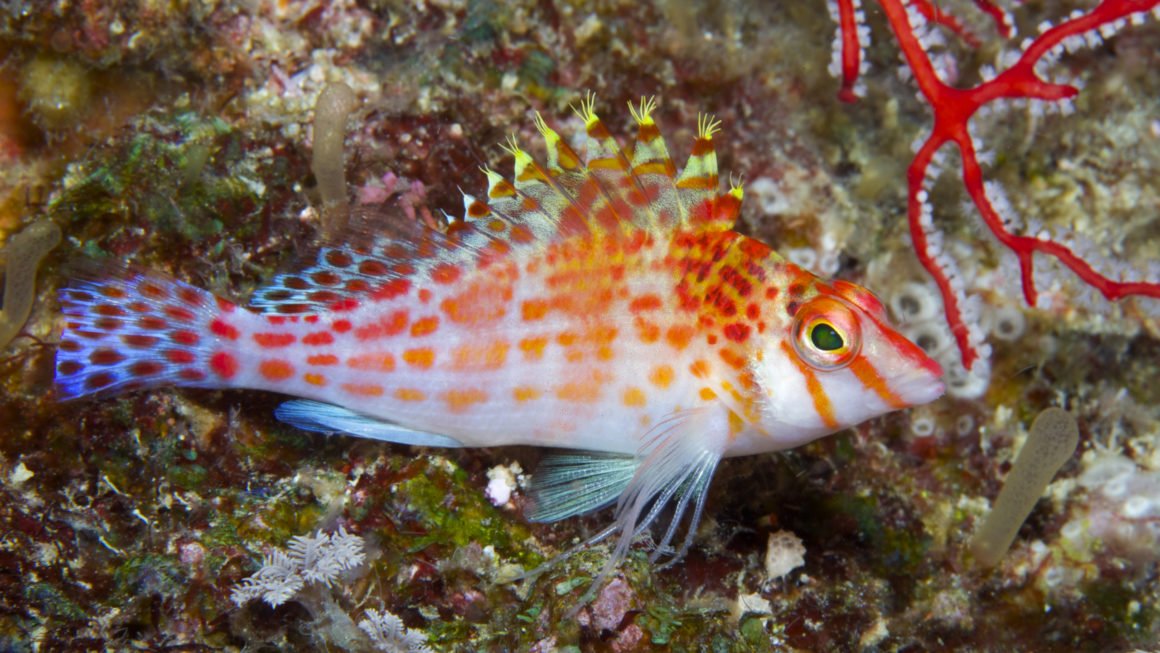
[748,277,944,450]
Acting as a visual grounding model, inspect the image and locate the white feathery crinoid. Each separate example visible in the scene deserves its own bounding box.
[231,526,367,607]
[359,608,433,653]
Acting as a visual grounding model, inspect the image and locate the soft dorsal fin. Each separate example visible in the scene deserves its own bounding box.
[249,203,529,314]
[250,95,745,315]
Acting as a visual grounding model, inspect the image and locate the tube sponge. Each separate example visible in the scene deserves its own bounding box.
[970,407,1079,568]
[0,220,61,349]
[311,82,358,238]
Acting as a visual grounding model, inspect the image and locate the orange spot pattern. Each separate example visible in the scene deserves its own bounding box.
[254,332,296,348]
[342,383,385,397]
[519,337,548,361]
[441,388,488,413]
[521,299,550,321]
[347,353,396,372]
[259,359,295,381]
[410,316,440,337]
[513,386,541,402]
[394,388,426,402]
[664,325,695,351]
[556,381,602,403]
[403,348,435,369]
[451,341,509,371]
[355,310,409,341]
[303,331,335,346]
[649,364,674,389]
[622,387,647,407]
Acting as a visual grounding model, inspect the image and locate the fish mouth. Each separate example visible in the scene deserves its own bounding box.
[892,369,946,407]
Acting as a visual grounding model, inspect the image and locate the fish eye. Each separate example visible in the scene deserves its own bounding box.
[810,322,844,351]
[792,297,862,370]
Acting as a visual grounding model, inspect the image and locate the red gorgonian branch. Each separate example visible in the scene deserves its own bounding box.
[828,0,1160,373]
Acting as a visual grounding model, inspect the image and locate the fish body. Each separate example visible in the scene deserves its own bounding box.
[57,97,943,582]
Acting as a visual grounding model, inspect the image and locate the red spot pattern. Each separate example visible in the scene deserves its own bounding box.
[210,352,238,379]
[431,263,462,285]
[254,332,296,348]
[210,319,239,340]
[723,323,751,343]
[165,349,196,364]
[371,278,411,301]
[355,310,409,341]
[302,331,335,346]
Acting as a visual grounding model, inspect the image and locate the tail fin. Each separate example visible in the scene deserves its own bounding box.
[56,271,235,400]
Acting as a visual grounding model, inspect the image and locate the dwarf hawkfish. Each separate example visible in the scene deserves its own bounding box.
[56,96,944,589]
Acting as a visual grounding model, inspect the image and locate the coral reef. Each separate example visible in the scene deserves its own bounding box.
[0,0,1156,651]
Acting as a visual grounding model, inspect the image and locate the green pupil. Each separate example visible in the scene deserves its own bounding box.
[810,323,844,351]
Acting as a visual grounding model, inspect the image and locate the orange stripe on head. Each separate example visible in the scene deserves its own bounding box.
[780,341,837,429]
[849,356,907,409]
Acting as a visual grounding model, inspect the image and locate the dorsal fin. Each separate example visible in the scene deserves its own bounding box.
[249,203,528,314]
[676,114,737,232]
[626,96,680,231]
[250,95,745,315]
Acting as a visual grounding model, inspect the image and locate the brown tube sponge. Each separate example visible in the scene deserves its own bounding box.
[970,407,1079,567]
[0,220,61,348]
[311,82,358,238]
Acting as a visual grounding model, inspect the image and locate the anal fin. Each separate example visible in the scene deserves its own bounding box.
[274,400,465,448]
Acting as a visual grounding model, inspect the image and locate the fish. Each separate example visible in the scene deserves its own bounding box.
[56,95,944,590]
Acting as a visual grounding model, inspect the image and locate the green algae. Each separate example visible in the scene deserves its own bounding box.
[113,554,186,602]
[49,109,267,263]
[24,583,86,621]
[396,458,534,561]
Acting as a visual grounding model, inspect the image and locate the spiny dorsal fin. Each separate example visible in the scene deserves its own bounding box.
[626,96,681,230]
[250,96,745,314]
[675,114,728,228]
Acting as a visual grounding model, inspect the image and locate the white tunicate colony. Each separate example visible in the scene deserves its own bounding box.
[889,280,991,399]
[1060,453,1160,564]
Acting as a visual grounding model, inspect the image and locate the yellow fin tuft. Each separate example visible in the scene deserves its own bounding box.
[572,90,600,127]
[697,113,722,140]
[533,111,558,143]
[627,96,658,126]
[729,173,744,200]
[500,133,526,159]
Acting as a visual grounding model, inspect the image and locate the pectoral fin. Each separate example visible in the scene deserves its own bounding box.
[527,452,639,523]
[521,408,730,611]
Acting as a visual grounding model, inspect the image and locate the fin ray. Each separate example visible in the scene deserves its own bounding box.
[250,98,745,316]
[527,452,639,523]
[56,270,231,399]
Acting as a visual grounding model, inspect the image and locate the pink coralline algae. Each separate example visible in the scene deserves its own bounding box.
[828,0,1160,373]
